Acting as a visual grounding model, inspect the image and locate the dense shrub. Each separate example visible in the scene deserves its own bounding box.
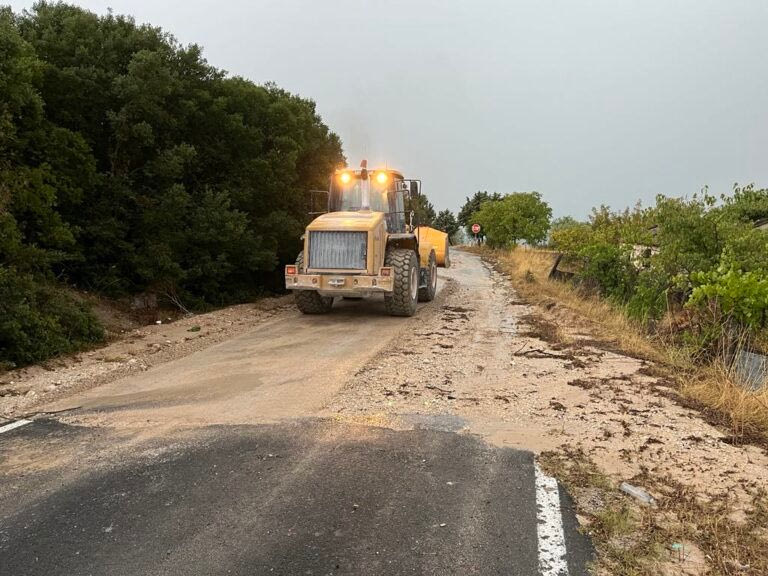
[687,268,768,331]
[626,267,670,324]
[576,242,636,302]
[0,267,103,367]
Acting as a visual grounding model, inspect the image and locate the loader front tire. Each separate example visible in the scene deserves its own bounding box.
[418,250,437,302]
[294,252,333,314]
[384,249,419,317]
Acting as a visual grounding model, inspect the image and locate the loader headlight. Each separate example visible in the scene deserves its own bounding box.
[340,172,352,184]
[376,172,388,184]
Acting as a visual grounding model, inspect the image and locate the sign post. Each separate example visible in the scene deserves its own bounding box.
[471,223,481,245]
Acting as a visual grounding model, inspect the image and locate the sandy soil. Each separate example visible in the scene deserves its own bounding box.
[0,296,293,421]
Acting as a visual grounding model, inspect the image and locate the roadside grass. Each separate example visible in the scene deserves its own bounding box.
[541,449,768,576]
[471,245,768,447]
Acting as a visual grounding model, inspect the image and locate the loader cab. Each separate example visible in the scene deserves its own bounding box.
[329,169,408,233]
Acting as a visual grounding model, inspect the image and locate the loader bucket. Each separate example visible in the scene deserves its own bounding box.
[416,227,451,268]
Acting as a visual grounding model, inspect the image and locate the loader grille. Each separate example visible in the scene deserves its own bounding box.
[308,231,367,270]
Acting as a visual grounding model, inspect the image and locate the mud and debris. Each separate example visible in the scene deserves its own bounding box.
[0,296,293,419]
[326,251,768,517]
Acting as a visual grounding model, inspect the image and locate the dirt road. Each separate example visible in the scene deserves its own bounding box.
[3,250,765,574]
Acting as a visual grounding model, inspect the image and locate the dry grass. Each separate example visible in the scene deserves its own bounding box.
[682,364,768,445]
[471,245,768,445]
[482,246,664,364]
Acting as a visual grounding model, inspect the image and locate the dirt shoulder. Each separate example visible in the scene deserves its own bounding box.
[325,249,768,575]
[0,296,293,420]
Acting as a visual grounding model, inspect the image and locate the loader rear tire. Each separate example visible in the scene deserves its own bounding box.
[294,252,333,314]
[384,249,419,317]
[418,250,437,302]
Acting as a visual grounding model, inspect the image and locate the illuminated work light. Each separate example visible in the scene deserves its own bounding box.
[376,172,388,184]
[285,265,297,275]
[340,172,351,184]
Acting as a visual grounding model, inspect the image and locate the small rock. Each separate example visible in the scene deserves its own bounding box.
[155,320,162,325]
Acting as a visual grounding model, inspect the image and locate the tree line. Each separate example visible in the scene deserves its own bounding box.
[1,3,344,367]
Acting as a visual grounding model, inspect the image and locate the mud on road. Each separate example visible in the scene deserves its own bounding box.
[1,250,767,575]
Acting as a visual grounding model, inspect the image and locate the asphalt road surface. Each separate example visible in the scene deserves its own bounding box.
[0,252,592,575]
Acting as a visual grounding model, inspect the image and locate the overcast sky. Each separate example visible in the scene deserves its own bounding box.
[8,1,768,217]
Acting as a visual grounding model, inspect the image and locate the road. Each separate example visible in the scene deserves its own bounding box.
[0,251,592,576]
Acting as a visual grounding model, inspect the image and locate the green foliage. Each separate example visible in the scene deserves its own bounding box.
[550,221,592,255]
[433,209,460,238]
[0,3,345,366]
[719,183,768,224]
[549,216,581,231]
[550,185,768,354]
[471,192,552,248]
[652,194,721,276]
[688,267,768,330]
[409,194,436,227]
[458,190,501,236]
[576,242,636,302]
[626,267,669,324]
[720,227,768,273]
[0,266,104,367]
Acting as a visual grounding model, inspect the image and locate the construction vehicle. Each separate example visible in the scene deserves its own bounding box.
[284,161,439,317]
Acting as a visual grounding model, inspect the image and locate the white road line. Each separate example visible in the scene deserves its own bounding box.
[535,463,570,576]
[0,419,32,435]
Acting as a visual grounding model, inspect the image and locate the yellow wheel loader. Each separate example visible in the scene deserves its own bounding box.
[285,161,438,317]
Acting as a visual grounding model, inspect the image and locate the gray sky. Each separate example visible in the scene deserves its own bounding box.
[8,0,768,217]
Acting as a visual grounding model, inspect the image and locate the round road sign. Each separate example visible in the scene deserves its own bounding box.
[471,223,481,234]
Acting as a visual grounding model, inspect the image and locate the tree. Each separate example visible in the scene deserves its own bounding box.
[550,216,582,231]
[458,191,501,235]
[409,194,436,227]
[471,192,552,248]
[433,209,460,238]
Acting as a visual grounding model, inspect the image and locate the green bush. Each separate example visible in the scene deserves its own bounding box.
[576,242,636,302]
[0,266,104,367]
[550,222,592,255]
[687,267,768,330]
[626,267,670,325]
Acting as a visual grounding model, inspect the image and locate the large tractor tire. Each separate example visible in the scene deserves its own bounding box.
[418,250,438,302]
[294,252,333,314]
[384,249,419,317]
